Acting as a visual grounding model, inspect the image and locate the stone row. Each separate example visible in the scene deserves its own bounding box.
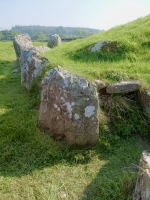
[13,34,100,147]
[13,34,49,90]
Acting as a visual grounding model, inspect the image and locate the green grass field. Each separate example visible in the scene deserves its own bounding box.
[41,14,150,88]
[0,15,150,200]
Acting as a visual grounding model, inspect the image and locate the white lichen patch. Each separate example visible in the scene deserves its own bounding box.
[54,104,60,111]
[60,97,65,102]
[64,102,72,118]
[54,104,58,109]
[71,102,75,106]
[74,113,80,120]
[85,106,95,118]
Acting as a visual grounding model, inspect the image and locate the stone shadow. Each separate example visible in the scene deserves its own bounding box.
[79,137,146,200]
[0,60,96,178]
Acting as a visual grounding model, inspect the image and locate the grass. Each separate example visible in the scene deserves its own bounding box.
[0,15,150,199]
[41,14,150,88]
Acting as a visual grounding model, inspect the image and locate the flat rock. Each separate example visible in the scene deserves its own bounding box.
[133,150,150,200]
[91,41,105,52]
[38,66,99,147]
[106,80,140,94]
[91,41,119,53]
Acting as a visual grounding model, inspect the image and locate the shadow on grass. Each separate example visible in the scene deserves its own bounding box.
[80,136,145,200]
[0,60,99,177]
[0,60,145,199]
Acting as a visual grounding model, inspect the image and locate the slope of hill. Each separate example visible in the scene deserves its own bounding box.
[42,14,150,88]
[0,15,150,200]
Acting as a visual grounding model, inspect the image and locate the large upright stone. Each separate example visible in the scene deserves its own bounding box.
[133,151,150,200]
[20,48,48,90]
[38,66,99,147]
[13,34,49,90]
[13,34,33,60]
[47,34,62,48]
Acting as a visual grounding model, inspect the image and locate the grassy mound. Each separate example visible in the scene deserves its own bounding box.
[0,15,150,199]
[42,14,150,88]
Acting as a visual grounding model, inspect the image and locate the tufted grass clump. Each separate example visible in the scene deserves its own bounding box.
[100,94,150,139]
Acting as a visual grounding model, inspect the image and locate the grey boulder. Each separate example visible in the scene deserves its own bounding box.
[48,34,62,48]
[38,66,99,147]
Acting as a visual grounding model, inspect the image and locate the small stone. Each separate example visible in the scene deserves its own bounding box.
[91,41,105,52]
[47,34,62,48]
[91,41,119,53]
[60,192,67,199]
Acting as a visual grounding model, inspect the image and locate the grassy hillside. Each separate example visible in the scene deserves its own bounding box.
[0,15,150,200]
[42,14,150,88]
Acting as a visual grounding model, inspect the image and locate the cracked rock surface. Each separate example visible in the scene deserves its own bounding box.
[38,66,99,147]
[13,34,49,90]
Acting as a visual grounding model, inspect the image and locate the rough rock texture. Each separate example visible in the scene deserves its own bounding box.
[106,80,140,94]
[91,41,119,53]
[139,90,150,116]
[20,48,49,90]
[13,34,33,59]
[133,150,150,200]
[13,34,49,90]
[38,66,99,147]
[47,34,62,48]
[35,46,50,52]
